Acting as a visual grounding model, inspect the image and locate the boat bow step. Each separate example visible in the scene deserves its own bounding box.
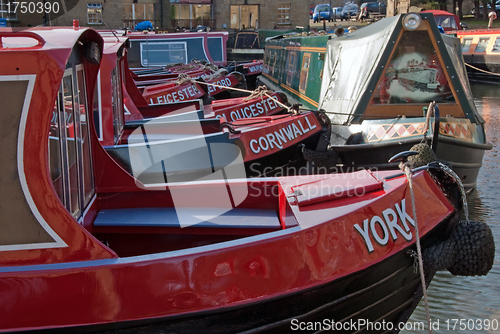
[94,207,281,229]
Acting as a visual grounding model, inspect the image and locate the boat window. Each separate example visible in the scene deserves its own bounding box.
[61,74,81,219]
[474,37,490,53]
[48,62,96,222]
[140,42,187,67]
[462,38,473,53]
[49,94,65,204]
[286,51,297,86]
[299,53,311,94]
[434,16,458,30]
[491,37,500,53]
[77,67,95,205]
[370,30,454,104]
[92,72,103,141]
[112,64,124,144]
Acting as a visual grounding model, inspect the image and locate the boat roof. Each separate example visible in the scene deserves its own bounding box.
[1,27,99,52]
[318,13,482,124]
[421,10,461,31]
[421,9,459,18]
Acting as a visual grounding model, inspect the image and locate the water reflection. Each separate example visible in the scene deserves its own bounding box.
[403,83,500,333]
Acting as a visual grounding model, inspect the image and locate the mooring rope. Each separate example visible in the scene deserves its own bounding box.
[189,78,295,114]
[401,162,432,334]
[243,85,274,102]
[465,63,500,76]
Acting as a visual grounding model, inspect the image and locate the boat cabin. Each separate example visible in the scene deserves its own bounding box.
[259,13,491,189]
[125,30,228,69]
[453,28,500,80]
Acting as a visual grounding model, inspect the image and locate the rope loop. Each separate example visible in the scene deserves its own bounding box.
[203,62,219,72]
[175,73,194,85]
[243,85,274,102]
[202,68,229,82]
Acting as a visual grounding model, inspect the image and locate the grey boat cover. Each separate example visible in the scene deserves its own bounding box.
[318,14,482,125]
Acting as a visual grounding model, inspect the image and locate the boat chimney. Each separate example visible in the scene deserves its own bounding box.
[73,19,79,30]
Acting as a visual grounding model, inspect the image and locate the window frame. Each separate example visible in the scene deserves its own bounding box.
[49,63,95,223]
[140,41,188,67]
[277,3,291,25]
[87,3,103,25]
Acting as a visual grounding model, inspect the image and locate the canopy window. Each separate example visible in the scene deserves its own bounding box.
[370,30,454,105]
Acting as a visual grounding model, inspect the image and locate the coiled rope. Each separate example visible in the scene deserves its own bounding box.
[190,78,294,114]
[202,68,229,82]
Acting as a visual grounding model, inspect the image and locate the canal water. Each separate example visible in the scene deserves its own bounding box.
[403,83,500,333]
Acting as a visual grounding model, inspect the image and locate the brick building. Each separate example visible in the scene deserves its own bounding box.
[2,0,309,31]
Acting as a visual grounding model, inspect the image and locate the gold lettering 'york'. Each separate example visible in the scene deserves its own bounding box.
[354,199,415,253]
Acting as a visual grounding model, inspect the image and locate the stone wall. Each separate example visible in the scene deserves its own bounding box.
[214,0,309,31]
[47,0,156,30]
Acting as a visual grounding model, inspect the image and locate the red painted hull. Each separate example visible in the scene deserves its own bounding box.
[0,170,458,332]
[0,27,470,334]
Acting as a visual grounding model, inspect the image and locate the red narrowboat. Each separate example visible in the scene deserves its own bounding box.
[0,26,492,334]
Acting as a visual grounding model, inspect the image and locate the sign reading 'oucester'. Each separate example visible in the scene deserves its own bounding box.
[215,96,281,121]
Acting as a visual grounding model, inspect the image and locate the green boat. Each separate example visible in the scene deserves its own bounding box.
[258,13,492,189]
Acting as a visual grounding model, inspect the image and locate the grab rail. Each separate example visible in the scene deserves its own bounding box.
[0,31,46,49]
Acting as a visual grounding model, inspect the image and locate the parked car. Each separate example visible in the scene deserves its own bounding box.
[313,4,334,22]
[471,1,500,16]
[360,2,386,15]
[340,3,360,21]
[332,7,343,20]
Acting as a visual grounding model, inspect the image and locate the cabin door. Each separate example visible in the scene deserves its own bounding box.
[49,64,95,223]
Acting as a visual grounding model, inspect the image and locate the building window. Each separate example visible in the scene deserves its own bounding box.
[278,4,290,24]
[87,3,102,25]
[170,4,213,30]
[0,0,17,21]
[230,5,259,30]
[123,3,155,29]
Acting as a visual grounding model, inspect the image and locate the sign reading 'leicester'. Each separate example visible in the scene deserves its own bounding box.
[148,83,204,105]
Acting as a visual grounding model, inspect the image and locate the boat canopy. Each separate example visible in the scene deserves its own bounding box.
[421,10,461,31]
[318,13,483,125]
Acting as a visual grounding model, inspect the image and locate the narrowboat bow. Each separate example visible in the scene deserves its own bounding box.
[258,13,492,189]
[94,35,329,181]
[0,27,493,333]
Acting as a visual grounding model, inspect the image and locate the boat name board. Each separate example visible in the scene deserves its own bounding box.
[245,64,263,74]
[148,83,204,105]
[354,199,415,253]
[207,76,238,95]
[246,115,318,156]
[215,96,281,121]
